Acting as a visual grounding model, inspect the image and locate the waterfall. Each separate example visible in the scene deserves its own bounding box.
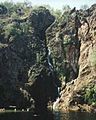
[52,87,61,111]
[47,48,61,111]
[47,48,53,71]
[57,87,61,97]
[52,97,60,111]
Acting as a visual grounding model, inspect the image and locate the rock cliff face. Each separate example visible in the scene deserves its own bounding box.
[0,3,96,112]
[47,4,96,112]
[46,15,80,82]
[0,6,61,110]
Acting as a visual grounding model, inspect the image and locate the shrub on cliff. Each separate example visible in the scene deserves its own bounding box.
[0,2,15,15]
[90,50,96,68]
[0,4,7,14]
[0,1,31,17]
[4,23,22,40]
[4,21,31,43]
[84,84,96,105]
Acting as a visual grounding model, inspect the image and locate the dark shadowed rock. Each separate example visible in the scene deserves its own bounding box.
[0,3,95,112]
[0,6,56,110]
[28,6,55,33]
[26,63,61,112]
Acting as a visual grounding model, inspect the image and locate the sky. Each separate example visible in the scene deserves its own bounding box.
[0,0,96,9]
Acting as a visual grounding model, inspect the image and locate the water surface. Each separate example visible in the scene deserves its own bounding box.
[0,111,96,120]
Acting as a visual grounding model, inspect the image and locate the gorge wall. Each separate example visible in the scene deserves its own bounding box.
[0,3,96,112]
[0,6,61,111]
[46,4,96,112]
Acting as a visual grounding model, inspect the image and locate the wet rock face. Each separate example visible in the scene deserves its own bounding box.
[0,7,56,109]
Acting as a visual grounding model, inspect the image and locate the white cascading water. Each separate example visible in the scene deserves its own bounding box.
[47,48,53,71]
[52,87,61,111]
[47,48,60,111]
[52,97,60,111]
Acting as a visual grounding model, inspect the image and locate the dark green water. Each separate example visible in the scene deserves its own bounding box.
[0,111,96,120]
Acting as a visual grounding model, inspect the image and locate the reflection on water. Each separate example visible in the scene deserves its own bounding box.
[0,111,54,120]
[54,111,96,120]
[0,111,96,120]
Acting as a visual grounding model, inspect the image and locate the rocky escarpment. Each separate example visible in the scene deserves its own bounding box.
[0,6,61,111]
[46,7,81,83]
[46,4,96,112]
[0,3,96,112]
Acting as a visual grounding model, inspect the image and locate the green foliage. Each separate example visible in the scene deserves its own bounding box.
[51,5,71,22]
[0,2,71,23]
[89,50,96,67]
[63,35,71,44]
[59,5,71,23]
[11,12,20,19]
[1,1,15,15]
[4,23,21,38]
[84,84,96,105]
[0,1,32,17]
[0,4,7,14]
[62,5,71,12]
[4,21,32,40]
[52,9,62,22]
[20,22,30,34]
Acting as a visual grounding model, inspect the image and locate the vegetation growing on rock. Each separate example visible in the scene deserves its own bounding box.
[0,1,96,112]
[84,83,96,106]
